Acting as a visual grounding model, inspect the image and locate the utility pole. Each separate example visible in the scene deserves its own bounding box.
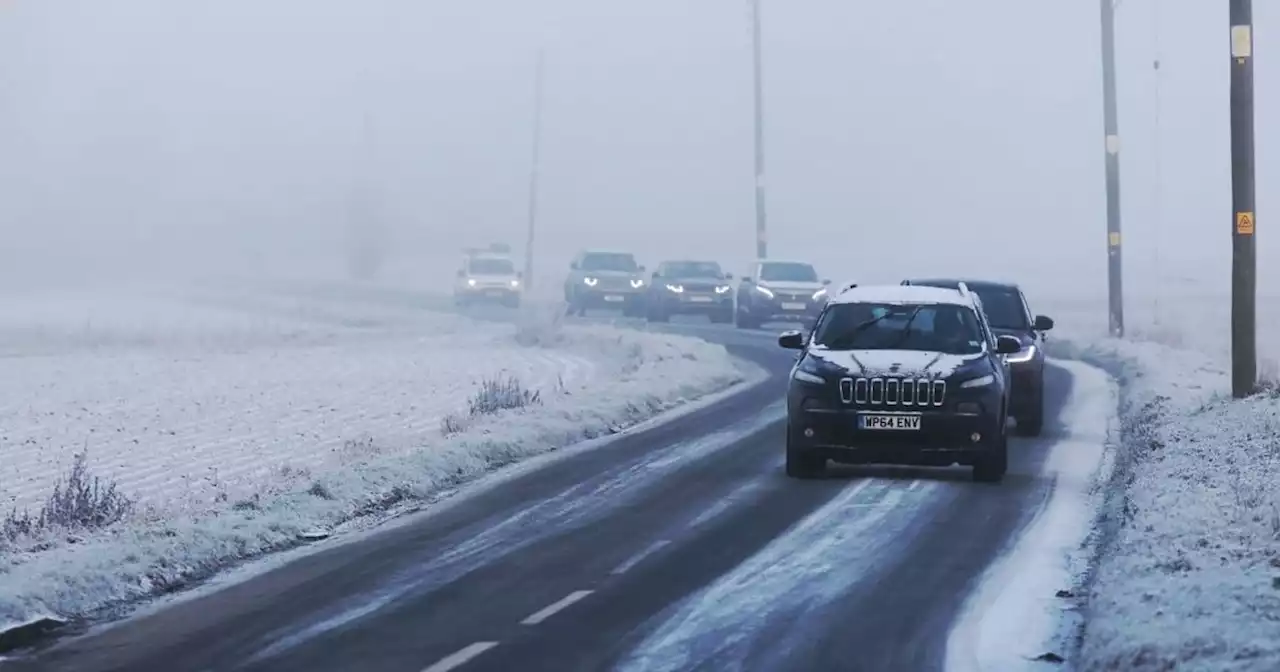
[1230,0,1256,398]
[1100,0,1125,337]
[524,50,545,292]
[750,0,769,259]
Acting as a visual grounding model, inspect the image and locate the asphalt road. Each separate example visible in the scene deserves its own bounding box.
[9,290,1084,672]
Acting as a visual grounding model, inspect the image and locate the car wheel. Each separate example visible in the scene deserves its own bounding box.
[972,423,1008,483]
[1015,391,1045,437]
[735,309,758,330]
[786,429,826,479]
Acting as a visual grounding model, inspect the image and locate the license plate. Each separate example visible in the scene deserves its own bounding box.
[689,296,713,303]
[781,302,806,310]
[858,414,922,430]
[603,295,625,302]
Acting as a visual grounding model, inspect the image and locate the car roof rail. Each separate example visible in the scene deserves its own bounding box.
[900,279,911,286]
[956,281,972,300]
[842,282,858,293]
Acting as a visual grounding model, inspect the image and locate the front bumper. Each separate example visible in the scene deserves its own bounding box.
[458,285,521,303]
[577,286,646,308]
[1008,359,1044,411]
[788,409,1002,466]
[747,296,826,321]
[656,292,733,314]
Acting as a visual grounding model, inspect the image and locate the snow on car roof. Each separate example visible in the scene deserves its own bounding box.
[829,283,971,307]
[753,258,815,267]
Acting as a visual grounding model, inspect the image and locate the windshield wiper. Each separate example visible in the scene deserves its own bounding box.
[886,306,925,349]
[822,312,895,350]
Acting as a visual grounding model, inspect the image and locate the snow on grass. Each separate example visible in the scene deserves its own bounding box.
[1043,318,1280,671]
[0,288,746,631]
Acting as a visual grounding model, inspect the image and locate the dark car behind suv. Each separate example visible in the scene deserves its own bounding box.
[780,283,1021,482]
[901,278,1054,436]
[646,260,735,323]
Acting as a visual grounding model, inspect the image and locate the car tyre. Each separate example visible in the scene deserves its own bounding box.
[735,309,759,330]
[972,423,1008,483]
[1015,391,1045,437]
[786,430,826,479]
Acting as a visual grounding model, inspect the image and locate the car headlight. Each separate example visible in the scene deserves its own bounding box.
[665,284,684,293]
[959,374,996,389]
[510,279,520,287]
[755,284,775,298]
[583,277,598,286]
[792,358,826,384]
[630,278,645,288]
[1005,344,1037,363]
[715,285,732,294]
[811,288,827,301]
[467,278,477,287]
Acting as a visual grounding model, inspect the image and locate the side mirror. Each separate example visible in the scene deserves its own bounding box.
[570,261,579,270]
[742,277,754,284]
[1033,315,1055,331]
[996,335,1022,355]
[637,265,646,272]
[456,269,466,278]
[651,270,662,279]
[822,278,832,285]
[778,330,805,350]
[724,272,734,280]
[517,271,524,279]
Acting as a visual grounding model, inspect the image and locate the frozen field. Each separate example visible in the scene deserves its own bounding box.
[0,284,746,628]
[0,288,597,515]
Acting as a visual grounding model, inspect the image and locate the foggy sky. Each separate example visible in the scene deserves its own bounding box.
[1,0,1276,302]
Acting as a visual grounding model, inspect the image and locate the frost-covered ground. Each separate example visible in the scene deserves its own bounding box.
[1041,295,1280,671]
[0,285,746,632]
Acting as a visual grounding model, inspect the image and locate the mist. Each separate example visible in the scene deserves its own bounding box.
[1,0,1276,304]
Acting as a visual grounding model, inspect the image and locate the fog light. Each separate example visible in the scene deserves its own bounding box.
[970,432,982,443]
[804,428,815,438]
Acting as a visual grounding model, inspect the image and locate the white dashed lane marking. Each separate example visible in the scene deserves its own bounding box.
[611,540,672,575]
[421,641,499,672]
[520,590,595,625]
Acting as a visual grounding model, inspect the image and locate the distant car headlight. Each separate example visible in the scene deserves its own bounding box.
[630,278,645,288]
[812,288,828,301]
[715,285,732,294]
[1005,344,1037,363]
[755,284,775,298]
[665,284,684,293]
[959,374,996,389]
[467,278,477,287]
[510,279,520,287]
[583,277,599,286]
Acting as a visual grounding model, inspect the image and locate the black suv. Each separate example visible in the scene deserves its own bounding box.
[563,250,648,317]
[646,260,735,323]
[779,283,1021,482]
[901,278,1053,436]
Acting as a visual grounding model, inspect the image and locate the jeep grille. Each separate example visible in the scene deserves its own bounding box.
[839,377,945,406]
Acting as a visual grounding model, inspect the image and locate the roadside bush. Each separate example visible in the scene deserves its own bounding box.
[440,375,543,436]
[3,451,134,544]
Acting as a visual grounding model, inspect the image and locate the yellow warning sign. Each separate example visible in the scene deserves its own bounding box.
[1108,232,1121,247]
[1237,211,1255,235]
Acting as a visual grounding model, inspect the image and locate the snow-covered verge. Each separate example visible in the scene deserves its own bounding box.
[1045,329,1280,671]
[0,288,747,639]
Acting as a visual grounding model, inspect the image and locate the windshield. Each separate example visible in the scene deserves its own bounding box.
[663,261,722,278]
[812,302,985,355]
[581,253,638,272]
[972,287,1028,330]
[760,262,818,283]
[468,258,515,275]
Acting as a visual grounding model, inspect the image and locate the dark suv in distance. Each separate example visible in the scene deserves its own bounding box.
[901,278,1053,436]
[779,283,1021,482]
[735,259,831,329]
[563,250,648,317]
[645,260,735,323]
